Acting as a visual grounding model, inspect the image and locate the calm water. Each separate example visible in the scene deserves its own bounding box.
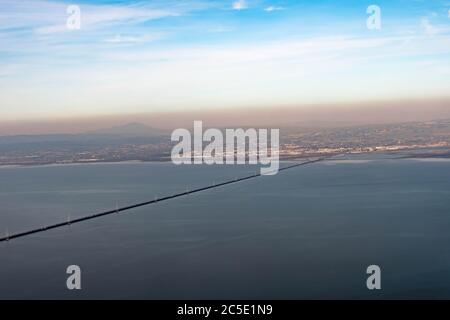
[1,156,450,299]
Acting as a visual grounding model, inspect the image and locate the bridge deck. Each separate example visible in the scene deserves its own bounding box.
[0,159,323,242]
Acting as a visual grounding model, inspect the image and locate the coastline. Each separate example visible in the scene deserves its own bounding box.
[1,147,449,170]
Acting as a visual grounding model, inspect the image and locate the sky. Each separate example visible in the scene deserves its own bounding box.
[0,0,450,125]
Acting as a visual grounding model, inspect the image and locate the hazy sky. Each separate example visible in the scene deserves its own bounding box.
[1,0,450,123]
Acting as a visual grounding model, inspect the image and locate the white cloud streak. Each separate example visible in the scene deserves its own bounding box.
[0,0,188,35]
[104,33,164,44]
[264,6,283,12]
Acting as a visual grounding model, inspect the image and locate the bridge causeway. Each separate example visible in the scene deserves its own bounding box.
[0,159,323,242]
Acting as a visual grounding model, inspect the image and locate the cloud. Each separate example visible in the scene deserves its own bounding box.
[3,33,450,120]
[0,0,182,35]
[36,5,178,34]
[420,18,438,36]
[2,0,450,120]
[104,34,164,44]
[232,0,248,10]
[98,35,415,66]
[264,6,283,12]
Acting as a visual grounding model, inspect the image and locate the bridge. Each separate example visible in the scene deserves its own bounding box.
[0,158,324,242]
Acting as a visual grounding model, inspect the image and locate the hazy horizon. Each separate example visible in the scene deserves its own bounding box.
[1,97,450,135]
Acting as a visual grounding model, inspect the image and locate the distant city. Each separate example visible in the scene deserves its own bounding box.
[1,119,450,167]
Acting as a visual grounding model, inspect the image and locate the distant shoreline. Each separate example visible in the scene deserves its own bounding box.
[1,148,449,169]
[0,155,318,169]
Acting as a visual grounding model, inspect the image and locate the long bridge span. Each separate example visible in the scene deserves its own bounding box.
[0,159,324,242]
